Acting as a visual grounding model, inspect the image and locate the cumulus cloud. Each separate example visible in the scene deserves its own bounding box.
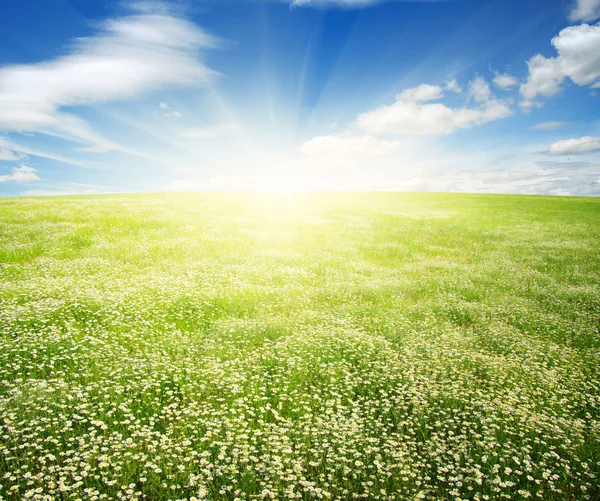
[569,0,600,22]
[0,165,40,183]
[445,79,462,93]
[0,2,216,151]
[355,78,512,136]
[493,73,519,90]
[529,121,575,130]
[520,22,600,103]
[468,76,492,102]
[550,136,600,154]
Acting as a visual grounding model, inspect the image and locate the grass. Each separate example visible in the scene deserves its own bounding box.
[0,191,599,501]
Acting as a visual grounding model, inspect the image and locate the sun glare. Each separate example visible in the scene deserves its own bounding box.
[253,173,324,195]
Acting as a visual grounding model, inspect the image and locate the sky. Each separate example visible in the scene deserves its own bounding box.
[0,0,600,197]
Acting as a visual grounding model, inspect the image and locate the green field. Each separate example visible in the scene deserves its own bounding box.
[1,192,599,501]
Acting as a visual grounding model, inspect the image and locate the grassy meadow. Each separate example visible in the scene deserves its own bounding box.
[0,192,599,501]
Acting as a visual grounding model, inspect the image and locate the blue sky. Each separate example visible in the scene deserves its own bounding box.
[1,0,599,196]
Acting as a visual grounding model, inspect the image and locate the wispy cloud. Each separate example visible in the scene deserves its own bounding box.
[395,160,600,196]
[0,2,216,152]
[178,123,241,138]
[18,182,116,197]
[0,148,22,161]
[155,102,183,118]
[529,121,576,130]
[289,0,440,7]
[0,137,98,168]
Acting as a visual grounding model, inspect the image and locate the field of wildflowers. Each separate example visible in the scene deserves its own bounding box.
[0,192,599,501]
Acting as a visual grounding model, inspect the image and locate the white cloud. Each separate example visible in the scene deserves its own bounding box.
[355,79,512,136]
[0,148,20,161]
[75,143,125,153]
[0,3,215,150]
[0,165,40,183]
[550,135,600,154]
[178,123,241,138]
[519,99,544,110]
[157,142,600,195]
[530,121,575,130]
[290,0,392,6]
[493,73,519,90]
[394,160,600,196]
[397,84,444,102]
[520,56,563,101]
[446,79,462,93]
[288,0,443,9]
[155,102,183,118]
[520,22,600,102]
[0,136,95,168]
[468,76,492,102]
[288,0,445,8]
[569,0,600,22]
